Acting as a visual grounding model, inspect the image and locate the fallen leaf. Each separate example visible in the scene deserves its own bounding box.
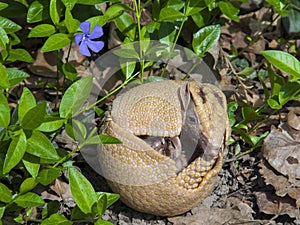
[259,160,300,207]
[262,123,300,181]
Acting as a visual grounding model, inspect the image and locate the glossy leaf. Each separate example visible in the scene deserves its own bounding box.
[37,117,65,132]
[14,192,45,207]
[0,2,8,11]
[19,177,38,194]
[21,101,47,130]
[0,64,9,89]
[0,206,4,220]
[185,0,206,16]
[85,134,122,145]
[0,92,10,128]
[60,76,93,118]
[22,159,40,178]
[28,24,56,38]
[41,33,71,52]
[0,27,9,48]
[26,130,60,160]
[37,168,60,186]
[62,63,77,81]
[94,194,107,216]
[114,12,136,41]
[0,16,21,33]
[6,69,30,86]
[262,50,300,81]
[3,131,27,174]
[0,183,12,203]
[69,167,97,214]
[61,0,76,10]
[95,220,114,225]
[18,87,36,123]
[50,0,60,25]
[41,213,72,225]
[192,24,221,58]
[65,8,80,33]
[7,49,33,63]
[218,1,239,22]
[97,192,119,208]
[27,0,48,23]
[159,8,184,21]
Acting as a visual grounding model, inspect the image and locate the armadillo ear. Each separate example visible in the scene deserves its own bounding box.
[179,83,202,166]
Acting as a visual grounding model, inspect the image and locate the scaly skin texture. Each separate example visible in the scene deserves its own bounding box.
[100,80,230,216]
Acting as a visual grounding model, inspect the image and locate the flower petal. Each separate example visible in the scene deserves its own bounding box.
[74,33,83,46]
[86,39,104,53]
[79,22,90,35]
[88,25,103,39]
[79,40,91,57]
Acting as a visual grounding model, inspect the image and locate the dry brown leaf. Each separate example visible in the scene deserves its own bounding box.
[287,108,300,131]
[168,204,256,225]
[50,179,75,207]
[254,191,299,219]
[262,123,300,181]
[259,160,300,207]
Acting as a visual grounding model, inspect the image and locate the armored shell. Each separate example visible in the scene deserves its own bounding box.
[100,80,230,216]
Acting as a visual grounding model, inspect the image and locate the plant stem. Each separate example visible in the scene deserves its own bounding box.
[134,0,145,82]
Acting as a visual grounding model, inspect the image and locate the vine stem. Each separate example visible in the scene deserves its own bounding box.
[133,0,145,82]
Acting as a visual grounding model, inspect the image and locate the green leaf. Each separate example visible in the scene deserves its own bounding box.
[3,131,27,174]
[28,24,56,38]
[37,168,60,186]
[104,3,126,20]
[0,2,8,11]
[62,63,77,81]
[185,0,206,16]
[7,49,33,63]
[95,220,114,225]
[14,192,45,207]
[121,61,135,79]
[65,9,80,34]
[27,0,48,23]
[97,192,119,208]
[21,101,47,130]
[41,33,71,52]
[158,8,184,21]
[18,87,36,123]
[0,92,10,128]
[241,103,261,122]
[218,1,240,22]
[59,76,93,118]
[0,27,9,48]
[227,101,238,127]
[6,69,30,87]
[50,0,60,25]
[68,167,97,214]
[37,117,65,132]
[267,98,282,109]
[87,15,109,28]
[262,50,300,81]
[76,0,120,4]
[114,12,136,41]
[19,177,38,194]
[61,0,76,10]
[0,16,21,33]
[0,64,10,89]
[85,134,121,145]
[0,206,5,220]
[94,194,107,216]
[279,81,300,105]
[192,24,221,58]
[113,48,140,59]
[22,159,40,178]
[26,130,60,160]
[41,213,72,225]
[0,183,12,203]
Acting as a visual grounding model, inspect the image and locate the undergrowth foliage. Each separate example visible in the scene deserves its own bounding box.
[0,0,299,224]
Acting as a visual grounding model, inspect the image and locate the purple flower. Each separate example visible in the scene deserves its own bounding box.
[75,22,104,57]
